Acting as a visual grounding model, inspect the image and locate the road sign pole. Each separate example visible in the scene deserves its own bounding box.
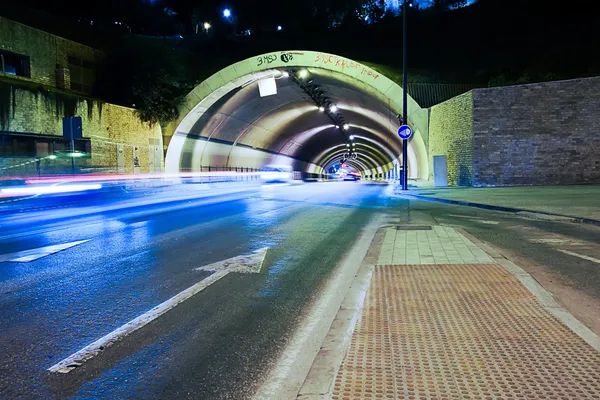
[402,0,409,191]
[70,118,75,175]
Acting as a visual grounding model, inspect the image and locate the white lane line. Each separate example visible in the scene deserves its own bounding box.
[558,249,600,264]
[0,240,90,263]
[48,248,269,373]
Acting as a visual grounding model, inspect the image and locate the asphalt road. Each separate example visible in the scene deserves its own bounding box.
[0,181,599,400]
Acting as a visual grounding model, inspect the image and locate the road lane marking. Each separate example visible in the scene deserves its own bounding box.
[476,220,500,225]
[0,240,90,263]
[48,247,269,373]
[558,249,600,264]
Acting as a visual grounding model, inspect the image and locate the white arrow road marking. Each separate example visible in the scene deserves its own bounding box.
[558,249,600,264]
[48,247,269,373]
[0,240,90,263]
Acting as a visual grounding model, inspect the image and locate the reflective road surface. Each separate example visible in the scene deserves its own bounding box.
[1,181,599,399]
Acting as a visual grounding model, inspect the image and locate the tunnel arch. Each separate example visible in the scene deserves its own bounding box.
[166,51,429,179]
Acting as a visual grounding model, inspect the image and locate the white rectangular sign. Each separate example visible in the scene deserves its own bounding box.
[258,76,277,97]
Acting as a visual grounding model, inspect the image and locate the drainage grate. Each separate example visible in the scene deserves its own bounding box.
[395,225,432,230]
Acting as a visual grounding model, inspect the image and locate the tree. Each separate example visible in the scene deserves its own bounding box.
[433,0,468,9]
[94,38,192,126]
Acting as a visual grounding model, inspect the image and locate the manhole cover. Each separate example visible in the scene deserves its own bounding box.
[395,225,432,230]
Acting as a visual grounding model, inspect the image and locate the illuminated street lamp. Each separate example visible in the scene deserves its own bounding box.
[299,69,309,79]
[277,25,283,31]
[319,106,325,112]
[203,22,211,31]
[329,105,338,113]
[343,124,350,130]
[349,135,355,140]
[223,8,232,18]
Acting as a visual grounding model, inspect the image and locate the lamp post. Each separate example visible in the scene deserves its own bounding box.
[401,0,411,190]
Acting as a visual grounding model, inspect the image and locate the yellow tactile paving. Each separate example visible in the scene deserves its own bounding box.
[332,264,600,400]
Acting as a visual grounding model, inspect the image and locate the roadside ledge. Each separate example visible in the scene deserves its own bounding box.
[400,193,600,227]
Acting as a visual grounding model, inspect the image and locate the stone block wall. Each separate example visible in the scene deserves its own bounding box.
[0,17,103,91]
[0,81,162,176]
[428,91,474,186]
[472,77,600,186]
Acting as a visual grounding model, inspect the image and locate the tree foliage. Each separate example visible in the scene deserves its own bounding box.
[94,39,192,126]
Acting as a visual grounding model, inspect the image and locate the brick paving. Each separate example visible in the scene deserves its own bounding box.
[332,226,600,400]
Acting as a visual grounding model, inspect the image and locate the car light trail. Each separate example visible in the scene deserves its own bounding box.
[0,184,102,195]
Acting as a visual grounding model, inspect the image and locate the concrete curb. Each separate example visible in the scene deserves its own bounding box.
[295,225,386,400]
[401,193,600,227]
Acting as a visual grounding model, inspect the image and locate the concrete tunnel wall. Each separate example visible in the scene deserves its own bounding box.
[165,51,430,179]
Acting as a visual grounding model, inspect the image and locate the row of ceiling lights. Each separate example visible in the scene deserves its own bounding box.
[289,69,356,153]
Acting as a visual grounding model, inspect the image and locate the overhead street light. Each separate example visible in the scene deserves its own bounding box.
[343,124,350,130]
[299,70,309,79]
[349,135,355,140]
[329,105,338,112]
[319,106,325,112]
[223,8,232,18]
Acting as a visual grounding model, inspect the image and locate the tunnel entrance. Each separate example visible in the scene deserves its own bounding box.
[165,51,429,181]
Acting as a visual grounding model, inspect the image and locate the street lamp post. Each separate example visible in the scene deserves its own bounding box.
[401,0,409,190]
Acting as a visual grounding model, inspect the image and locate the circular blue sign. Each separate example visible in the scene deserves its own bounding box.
[398,125,413,140]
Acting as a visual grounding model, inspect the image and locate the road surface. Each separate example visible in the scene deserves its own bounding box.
[0,181,599,399]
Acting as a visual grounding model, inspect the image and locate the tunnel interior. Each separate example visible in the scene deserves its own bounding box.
[166,52,429,180]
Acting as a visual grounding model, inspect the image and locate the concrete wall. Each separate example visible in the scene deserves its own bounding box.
[429,91,474,186]
[0,81,163,176]
[472,77,600,186]
[0,17,103,92]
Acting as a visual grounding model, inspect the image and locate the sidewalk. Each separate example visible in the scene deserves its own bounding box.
[298,225,600,399]
[405,185,600,222]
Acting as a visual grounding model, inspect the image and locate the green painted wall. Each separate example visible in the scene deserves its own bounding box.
[0,81,163,176]
[428,91,474,186]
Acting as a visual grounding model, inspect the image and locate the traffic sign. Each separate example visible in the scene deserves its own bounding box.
[398,125,413,140]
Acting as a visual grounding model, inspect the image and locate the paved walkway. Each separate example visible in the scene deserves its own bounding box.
[409,185,600,221]
[315,225,600,400]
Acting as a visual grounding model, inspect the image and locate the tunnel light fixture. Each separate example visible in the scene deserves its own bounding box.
[299,70,309,79]
[343,124,350,130]
[329,105,338,113]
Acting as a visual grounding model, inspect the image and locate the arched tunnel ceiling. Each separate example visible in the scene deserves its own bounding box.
[166,51,429,178]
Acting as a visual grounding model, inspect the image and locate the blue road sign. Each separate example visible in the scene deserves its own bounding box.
[398,125,413,140]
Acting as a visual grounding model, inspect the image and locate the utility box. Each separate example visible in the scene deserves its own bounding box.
[433,155,448,187]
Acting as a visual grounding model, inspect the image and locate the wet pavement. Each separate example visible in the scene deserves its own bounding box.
[0,181,599,399]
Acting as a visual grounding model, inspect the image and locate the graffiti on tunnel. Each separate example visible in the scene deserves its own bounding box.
[314,53,380,80]
[256,52,306,67]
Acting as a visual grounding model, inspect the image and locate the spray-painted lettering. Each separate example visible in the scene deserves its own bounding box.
[314,53,379,80]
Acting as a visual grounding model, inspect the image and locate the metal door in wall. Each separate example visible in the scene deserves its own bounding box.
[117,144,125,173]
[433,155,448,187]
[154,145,162,173]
